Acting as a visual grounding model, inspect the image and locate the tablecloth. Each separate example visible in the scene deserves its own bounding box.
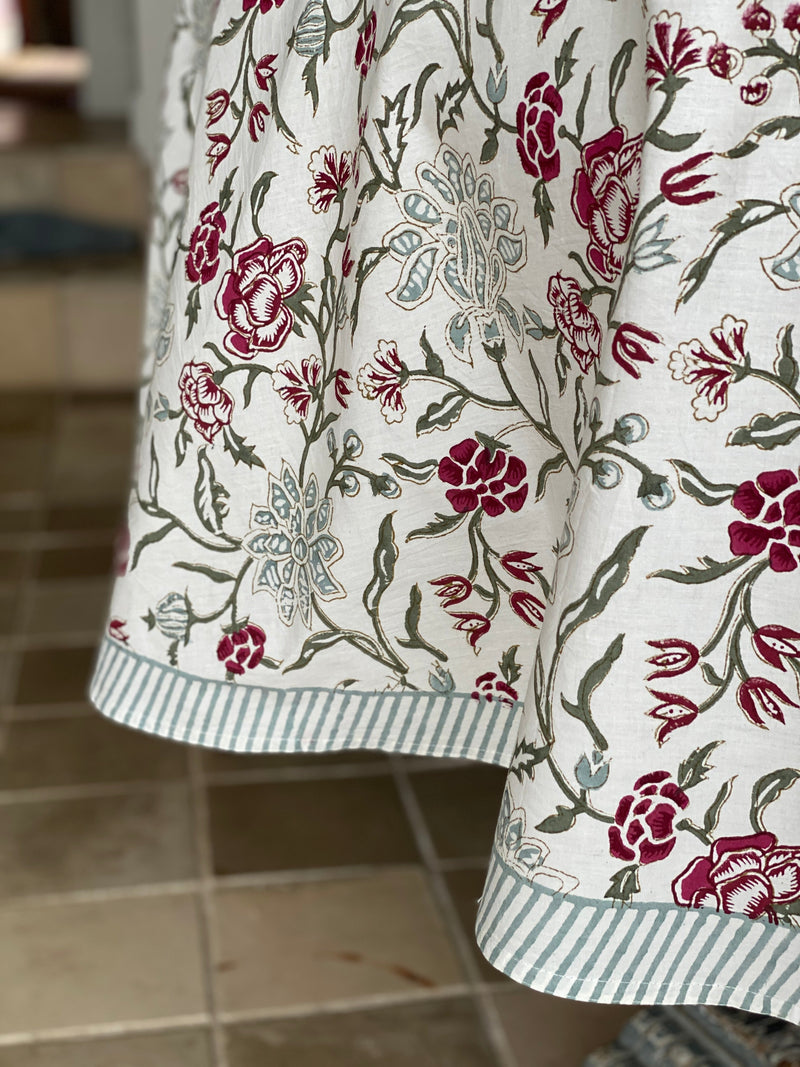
[89,0,800,1021]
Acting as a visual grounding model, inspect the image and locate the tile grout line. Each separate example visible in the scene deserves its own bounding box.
[187,746,230,1067]
[389,757,518,1067]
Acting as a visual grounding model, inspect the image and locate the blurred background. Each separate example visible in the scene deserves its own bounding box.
[0,4,797,1066]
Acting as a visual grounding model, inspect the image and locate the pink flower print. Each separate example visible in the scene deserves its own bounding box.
[741,74,773,104]
[186,202,226,285]
[215,235,308,359]
[530,0,569,43]
[307,146,353,213]
[357,340,407,424]
[272,355,322,423]
[646,12,717,90]
[499,550,542,583]
[430,574,473,609]
[438,439,528,517]
[707,42,744,80]
[668,314,747,421]
[206,133,231,178]
[571,126,642,282]
[243,0,284,11]
[645,638,699,680]
[752,623,800,671]
[205,89,230,126]
[509,590,545,629]
[660,151,717,206]
[355,10,377,78]
[472,670,519,706]
[611,322,660,379]
[728,466,800,573]
[451,611,491,652]
[742,2,777,37]
[646,690,699,745]
[548,274,602,372]
[248,102,270,142]
[737,676,799,727]
[784,3,800,34]
[179,362,234,442]
[333,368,352,408]
[109,618,129,644]
[608,770,689,865]
[515,72,563,182]
[254,54,278,90]
[217,624,267,676]
[673,832,800,922]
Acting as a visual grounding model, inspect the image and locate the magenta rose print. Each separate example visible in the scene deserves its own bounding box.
[243,0,284,12]
[179,362,234,443]
[660,151,718,207]
[516,72,563,182]
[217,623,267,677]
[706,42,744,82]
[741,74,773,105]
[611,323,660,379]
[307,147,353,213]
[647,690,699,745]
[509,590,545,629]
[205,89,230,126]
[645,638,699,680]
[206,133,231,179]
[668,315,748,421]
[530,0,569,44]
[728,466,800,573]
[737,677,799,728]
[357,340,408,423]
[608,771,689,864]
[272,355,322,423]
[673,832,800,922]
[430,574,472,608]
[742,3,777,38]
[571,126,642,282]
[186,203,226,285]
[438,439,528,517]
[215,236,308,359]
[548,274,602,372]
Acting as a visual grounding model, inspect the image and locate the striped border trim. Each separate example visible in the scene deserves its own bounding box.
[476,848,800,1025]
[88,638,523,764]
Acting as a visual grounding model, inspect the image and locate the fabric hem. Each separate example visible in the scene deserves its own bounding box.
[88,637,522,766]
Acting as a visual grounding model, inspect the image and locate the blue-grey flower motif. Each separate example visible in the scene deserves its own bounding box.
[631,214,678,273]
[384,145,527,364]
[494,789,580,892]
[242,462,345,627]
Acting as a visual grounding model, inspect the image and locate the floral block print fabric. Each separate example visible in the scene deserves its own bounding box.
[90,0,800,1021]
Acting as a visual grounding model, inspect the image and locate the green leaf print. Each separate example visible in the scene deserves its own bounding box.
[727,411,800,451]
[750,768,800,833]
[669,460,738,506]
[560,633,624,753]
[677,741,723,791]
[363,513,399,616]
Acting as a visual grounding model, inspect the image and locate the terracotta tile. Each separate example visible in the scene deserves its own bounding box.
[56,147,149,231]
[0,713,188,789]
[225,997,497,1067]
[23,578,111,634]
[49,399,136,503]
[0,550,30,583]
[14,645,97,705]
[44,501,125,532]
[213,868,465,1012]
[61,273,144,391]
[0,586,20,634]
[202,747,390,775]
[208,775,418,875]
[0,787,197,897]
[444,868,509,984]
[491,988,638,1067]
[0,436,49,495]
[0,282,60,388]
[0,1029,214,1067]
[409,765,507,860]
[0,893,206,1033]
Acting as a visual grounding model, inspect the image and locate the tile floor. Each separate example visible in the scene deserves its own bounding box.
[0,392,636,1066]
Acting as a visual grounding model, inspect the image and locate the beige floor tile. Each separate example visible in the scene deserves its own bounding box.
[23,578,111,635]
[55,147,149,231]
[225,997,497,1067]
[0,151,57,211]
[49,400,136,502]
[213,867,465,1013]
[0,713,188,789]
[491,987,638,1067]
[0,892,206,1034]
[0,437,50,495]
[0,282,60,389]
[0,1028,214,1067]
[0,787,197,897]
[61,273,144,390]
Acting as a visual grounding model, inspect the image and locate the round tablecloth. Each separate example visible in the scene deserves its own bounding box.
[90,0,800,1021]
